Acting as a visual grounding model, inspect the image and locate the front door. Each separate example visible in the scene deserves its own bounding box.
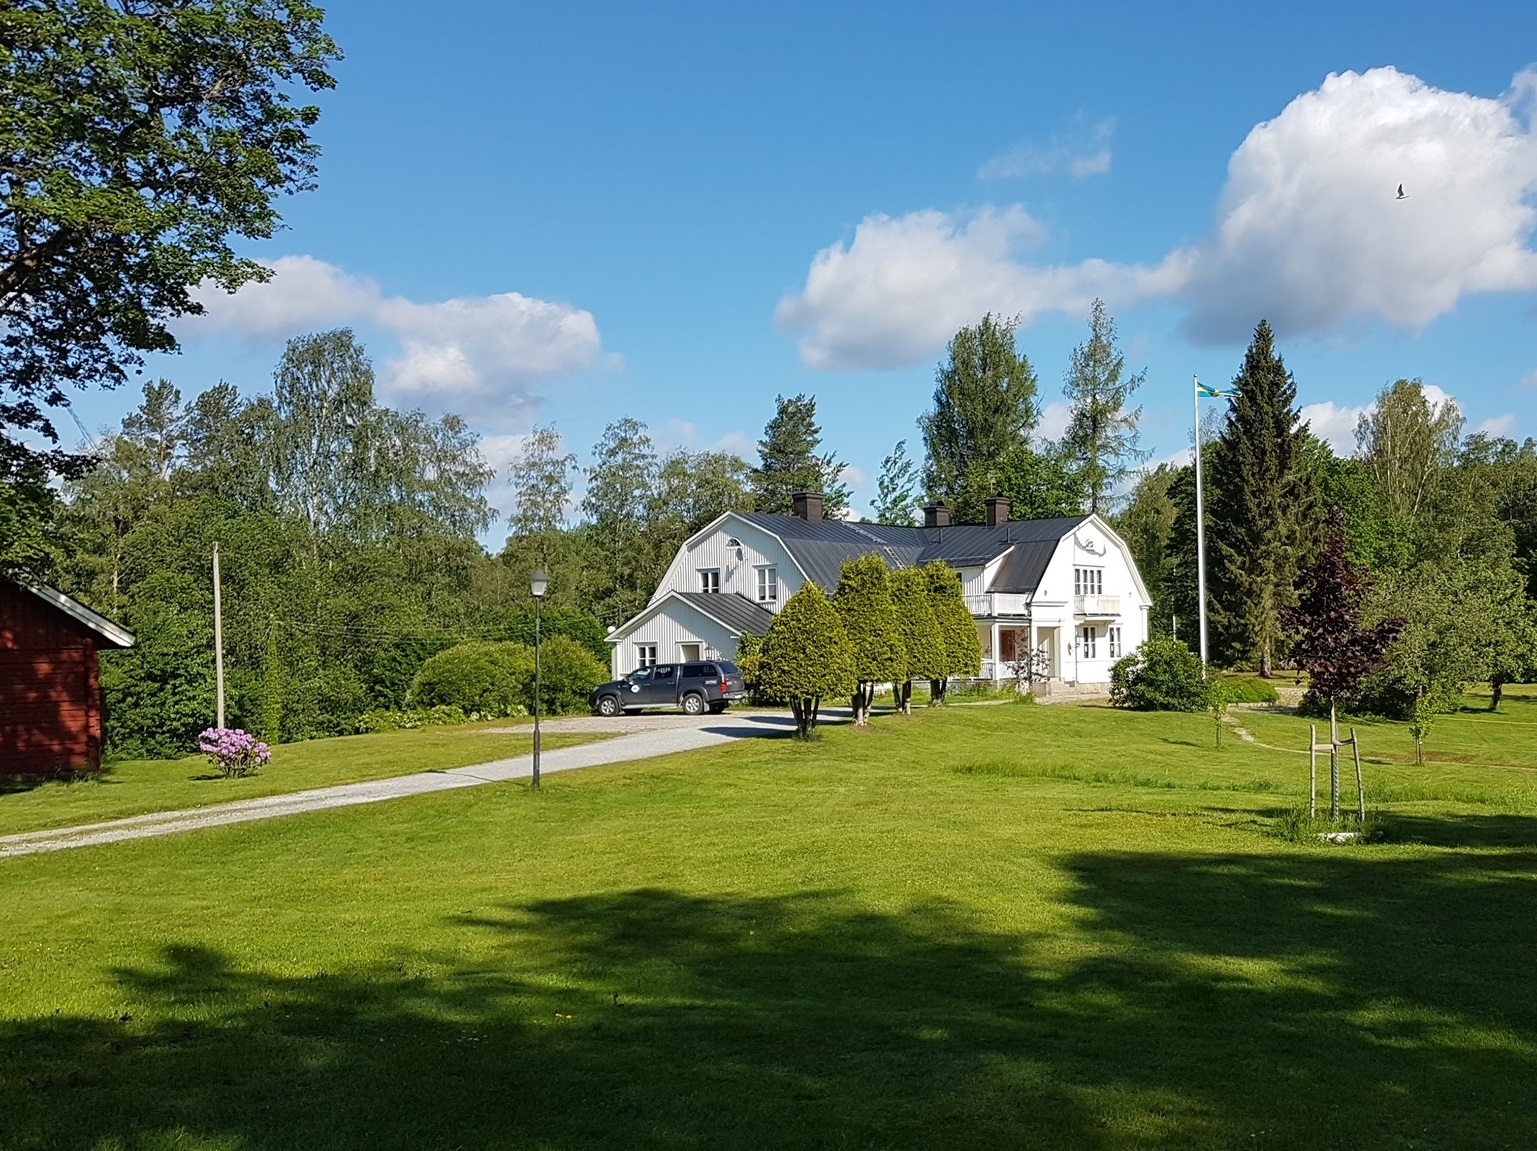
[679,642,702,663]
[999,629,1018,665]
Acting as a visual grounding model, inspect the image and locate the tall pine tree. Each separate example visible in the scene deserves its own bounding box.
[1207,320,1316,676]
[752,394,850,515]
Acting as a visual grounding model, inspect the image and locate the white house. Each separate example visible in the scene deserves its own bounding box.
[606,493,1153,689]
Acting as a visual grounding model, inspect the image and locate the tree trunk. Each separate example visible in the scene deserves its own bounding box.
[1259,640,1273,679]
[851,686,867,726]
[1491,680,1504,712]
[790,698,809,738]
[898,682,911,715]
[930,678,946,705]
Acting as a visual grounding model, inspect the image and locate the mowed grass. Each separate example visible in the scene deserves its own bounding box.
[0,723,609,836]
[2,698,1536,1150]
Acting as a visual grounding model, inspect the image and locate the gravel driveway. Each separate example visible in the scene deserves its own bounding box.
[0,710,802,859]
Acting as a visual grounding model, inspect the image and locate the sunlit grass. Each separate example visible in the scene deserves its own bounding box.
[2,694,1535,1149]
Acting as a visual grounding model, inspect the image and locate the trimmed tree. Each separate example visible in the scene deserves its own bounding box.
[1281,509,1403,817]
[834,555,904,725]
[889,566,943,713]
[923,561,981,703]
[757,582,856,738]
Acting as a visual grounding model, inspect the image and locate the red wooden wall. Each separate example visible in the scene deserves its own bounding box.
[0,582,104,774]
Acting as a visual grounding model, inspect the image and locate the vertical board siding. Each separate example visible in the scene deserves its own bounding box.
[1,583,104,773]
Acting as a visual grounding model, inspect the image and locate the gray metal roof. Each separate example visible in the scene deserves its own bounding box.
[674,592,776,636]
[735,512,1087,595]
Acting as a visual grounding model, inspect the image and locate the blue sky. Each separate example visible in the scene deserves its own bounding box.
[74,0,1537,529]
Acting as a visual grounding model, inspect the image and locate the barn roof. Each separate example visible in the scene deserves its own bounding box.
[734,512,1089,594]
[7,580,135,649]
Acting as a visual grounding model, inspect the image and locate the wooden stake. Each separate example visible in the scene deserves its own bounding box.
[1309,724,1317,819]
[1351,727,1365,823]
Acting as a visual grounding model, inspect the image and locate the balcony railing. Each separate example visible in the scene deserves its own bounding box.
[963,593,1033,618]
[1074,594,1121,616]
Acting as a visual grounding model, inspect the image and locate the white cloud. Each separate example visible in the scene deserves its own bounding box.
[978,118,1115,181]
[781,67,1537,369]
[1476,413,1518,437]
[1300,400,1370,453]
[775,206,1185,370]
[1035,400,1073,442]
[189,257,602,412]
[1177,67,1537,343]
[1519,368,1537,388]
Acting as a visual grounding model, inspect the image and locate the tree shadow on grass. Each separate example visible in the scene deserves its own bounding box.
[4,853,1537,1150]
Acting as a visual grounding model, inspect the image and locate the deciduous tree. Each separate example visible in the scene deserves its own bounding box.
[872,440,920,526]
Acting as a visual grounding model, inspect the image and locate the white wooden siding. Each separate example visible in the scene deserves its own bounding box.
[650,515,805,611]
[609,603,743,677]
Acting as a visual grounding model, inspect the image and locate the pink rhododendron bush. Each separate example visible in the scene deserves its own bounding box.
[198,727,272,777]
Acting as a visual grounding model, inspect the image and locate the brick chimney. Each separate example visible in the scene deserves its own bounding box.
[985,495,1010,527]
[922,503,951,528]
[792,491,824,521]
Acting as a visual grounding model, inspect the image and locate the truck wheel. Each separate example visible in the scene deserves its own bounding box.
[681,692,707,716]
[596,695,621,717]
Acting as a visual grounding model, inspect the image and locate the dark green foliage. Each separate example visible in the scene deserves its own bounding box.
[1207,321,1317,675]
[100,598,216,760]
[1061,299,1148,513]
[0,455,63,580]
[355,706,468,734]
[752,394,849,516]
[407,642,534,718]
[922,562,981,702]
[834,555,904,724]
[981,441,1084,521]
[757,582,856,737]
[533,634,610,716]
[1114,465,1178,634]
[1109,635,1209,711]
[921,314,1040,523]
[1,0,339,482]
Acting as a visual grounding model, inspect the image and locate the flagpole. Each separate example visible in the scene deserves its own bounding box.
[1193,375,1209,668]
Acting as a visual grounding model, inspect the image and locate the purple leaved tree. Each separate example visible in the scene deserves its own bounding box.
[1281,509,1403,819]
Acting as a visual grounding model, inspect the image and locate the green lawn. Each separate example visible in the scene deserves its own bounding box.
[2,696,1535,1149]
[0,723,609,837]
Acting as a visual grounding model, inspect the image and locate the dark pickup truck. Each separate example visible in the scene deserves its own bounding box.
[590,661,747,717]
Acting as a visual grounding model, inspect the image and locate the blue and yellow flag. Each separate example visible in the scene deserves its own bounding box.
[1196,381,1238,399]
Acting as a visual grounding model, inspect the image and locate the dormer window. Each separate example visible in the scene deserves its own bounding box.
[699,569,721,594]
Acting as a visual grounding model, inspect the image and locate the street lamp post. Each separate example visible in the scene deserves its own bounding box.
[531,568,548,790]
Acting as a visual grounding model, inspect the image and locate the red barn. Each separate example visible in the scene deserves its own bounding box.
[1,578,134,775]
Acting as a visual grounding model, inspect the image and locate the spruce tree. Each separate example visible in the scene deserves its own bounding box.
[889,566,943,713]
[834,555,904,725]
[1207,320,1316,676]
[752,394,850,515]
[923,561,982,702]
[920,314,1038,523]
[1061,299,1149,513]
[757,582,856,738]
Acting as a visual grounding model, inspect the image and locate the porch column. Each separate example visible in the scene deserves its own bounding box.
[990,621,1001,684]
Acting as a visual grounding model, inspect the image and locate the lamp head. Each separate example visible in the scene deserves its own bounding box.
[531,568,548,599]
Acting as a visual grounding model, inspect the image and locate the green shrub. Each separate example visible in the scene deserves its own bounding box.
[407,641,534,718]
[1220,675,1279,704]
[1110,635,1209,712]
[533,634,610,716]
[355,705,469,734]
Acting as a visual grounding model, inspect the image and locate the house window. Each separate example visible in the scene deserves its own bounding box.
[699,569,720,594]
[1074,568,1104,596]
[635,644,657,669]
[1080,626,1098,658]
[756,565,778,603]
[1108,626,1122,658]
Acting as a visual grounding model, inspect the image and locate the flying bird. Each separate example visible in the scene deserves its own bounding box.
[1396,184,1407,199]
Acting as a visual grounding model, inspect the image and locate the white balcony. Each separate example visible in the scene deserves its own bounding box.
[1074,594,1121,617]
[964,592,1033,618]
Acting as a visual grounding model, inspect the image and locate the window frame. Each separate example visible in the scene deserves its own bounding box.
[1074,567,1104,596]
[1080,625,1098,659]
[635,643,658,669]
[698,568,721,594]
[1108,626,1122,659]
[755,564,779,604]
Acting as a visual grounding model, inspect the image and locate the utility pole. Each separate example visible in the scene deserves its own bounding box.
[1193,376,1209,668]
[213,542,226,729]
